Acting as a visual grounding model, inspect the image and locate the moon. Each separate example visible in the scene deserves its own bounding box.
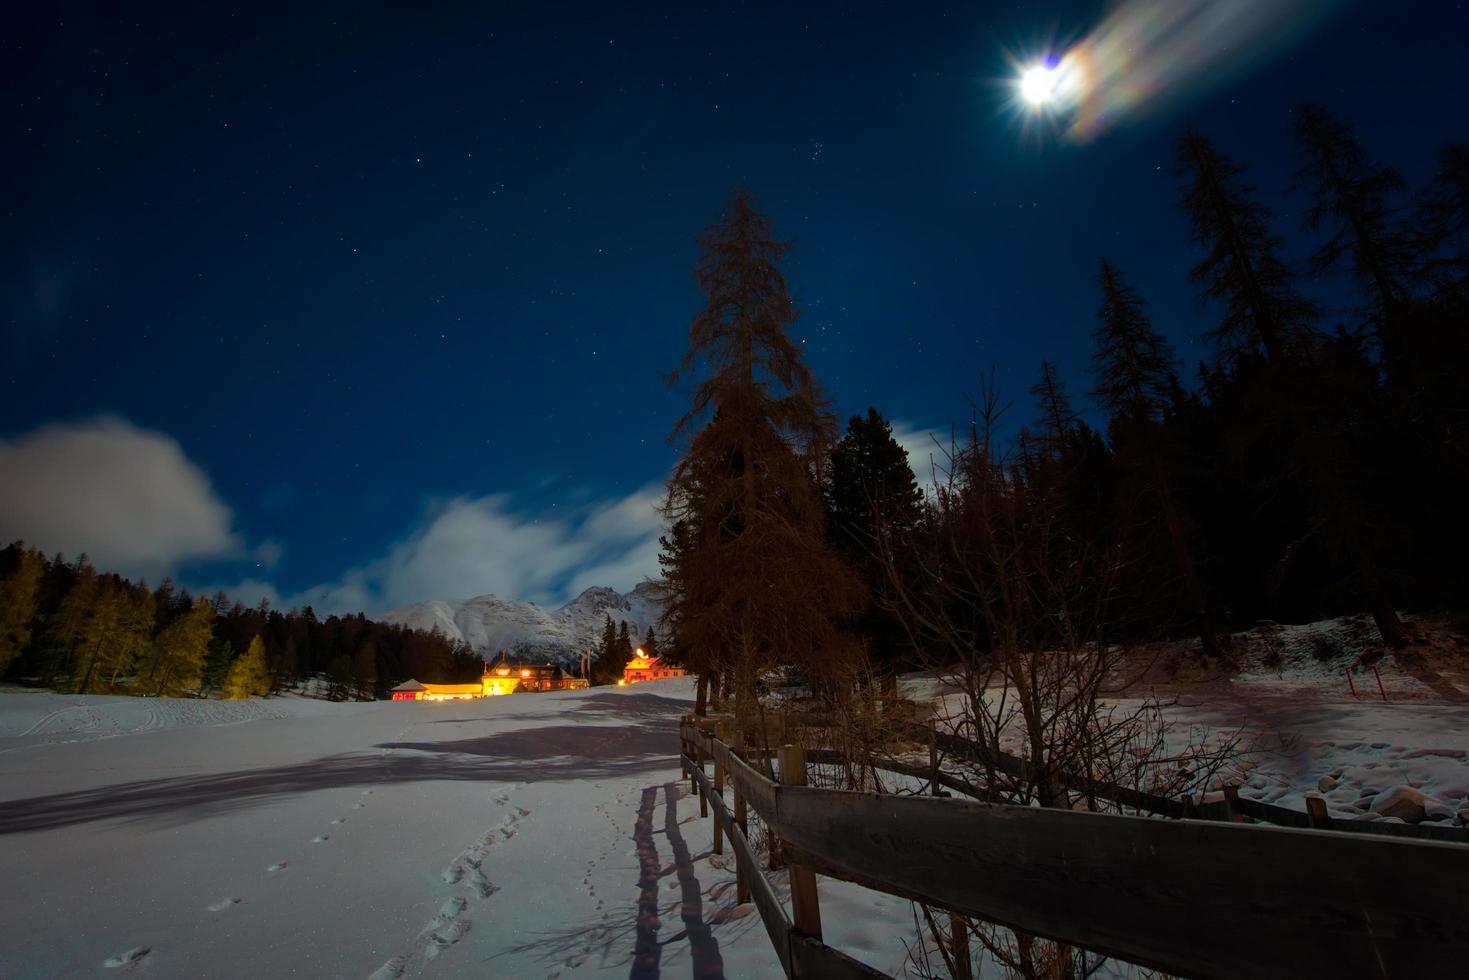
[1020,63,1061,106]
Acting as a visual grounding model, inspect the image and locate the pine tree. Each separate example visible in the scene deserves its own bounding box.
[826,407,925,677]
[351,639,378,700]
[202,637,236,694]
[1090,259,1221,656]
[1293,103,1414,321]
[1177,130,1319,364]
[70,579,126,693]
[326,654,353,701]
[642,625,658,661]
[109,587,156,688]
[141,597,214,696]
[0,546,44,676]
[664,188,861,719]
[38,561,97,684]
[1417,142,1469,294]
[222,635,271,699]
[1178,131,1408,647]
[1029,361,1081,457]
[593,614,618,684]
[616,620,633,665]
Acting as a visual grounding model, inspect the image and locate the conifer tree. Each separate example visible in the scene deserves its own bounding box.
[109,587,156,688]
[223,635,271,699]
[1417,142,1469,293]
[1177,130,1319,363]
[1091,259,1221,657]
[0,546,44,675]
[593,614,619,684]
[826,407,925,678]
[141,597,214,696]
[1029,361,1081,457]
[1293,103,1414,321]
[642,626,658,661]
[664,188,860,720]
[352,639,378,699]
[70,579,125,693]
[1178,131,1409,647]
[616,620,633,663]
[326,653,353,701]
[202,637,236,694]
[39,560,97,684]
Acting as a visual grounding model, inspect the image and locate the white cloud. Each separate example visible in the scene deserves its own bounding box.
[244,484,669,617]
[890,421,953,489]
[3,416,669,619]
[0,416,244,579]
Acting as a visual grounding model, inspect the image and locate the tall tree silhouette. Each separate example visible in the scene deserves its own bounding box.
[1091,259,1221,657]
[1293,103,1415,334]
[0,546,44,675]
[1417,142,1469,293]
[1177,130,1319,363]
[1178,130,1409,648]
[826,407,925,679]
[663,188,859,719]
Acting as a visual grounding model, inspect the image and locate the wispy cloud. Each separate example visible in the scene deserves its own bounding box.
[217,485,668,616]
[889,420,953,490]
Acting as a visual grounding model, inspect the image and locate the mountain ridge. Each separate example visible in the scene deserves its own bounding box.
[381,581,664,665]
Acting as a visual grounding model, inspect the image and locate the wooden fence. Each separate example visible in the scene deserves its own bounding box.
[680,716,1469,980]
[766,712,1468,845]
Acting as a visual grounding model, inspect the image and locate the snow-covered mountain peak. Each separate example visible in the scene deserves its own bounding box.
[381,584,664,665]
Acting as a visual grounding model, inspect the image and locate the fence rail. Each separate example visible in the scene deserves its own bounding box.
[681,715,1469,980]
[767,711,1468,844]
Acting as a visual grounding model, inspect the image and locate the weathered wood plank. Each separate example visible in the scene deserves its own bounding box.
[771,785,1469,980]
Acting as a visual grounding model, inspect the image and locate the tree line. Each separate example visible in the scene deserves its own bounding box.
[659,103,1468,719]
[0,547,484,699]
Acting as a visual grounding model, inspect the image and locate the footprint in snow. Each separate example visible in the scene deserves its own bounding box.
[267,861,288,872]
[424,920,471,959]
[330,817,345,825]
[208,897,242,912]
[311,834,329,843]
[104,946,150,969]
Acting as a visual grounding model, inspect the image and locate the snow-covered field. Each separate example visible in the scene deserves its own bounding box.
[2,646,1464,979]
[0,680,799,979]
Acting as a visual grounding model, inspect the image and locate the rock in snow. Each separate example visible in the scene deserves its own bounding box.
[1368,785,1439,823]
[380,582,663,665]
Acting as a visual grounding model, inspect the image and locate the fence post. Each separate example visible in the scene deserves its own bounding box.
[929,723,941,797]
[686,719,698,792]
[1373,665,1388,702]
[1306,796,1333,830]
[1346,668,1358,698]
[1222,784,1245,823]
[732,728,750,905]
[778,743,822,941]
[696,718,712,818]
[713,720,727,856]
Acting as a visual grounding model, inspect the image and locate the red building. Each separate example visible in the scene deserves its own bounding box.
[621,649,686,685]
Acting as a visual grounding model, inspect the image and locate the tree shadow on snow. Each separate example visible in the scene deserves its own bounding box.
[0,717,683,835]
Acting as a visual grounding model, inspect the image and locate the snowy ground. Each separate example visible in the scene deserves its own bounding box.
[0,680,865,980]
[3,630,1465,979]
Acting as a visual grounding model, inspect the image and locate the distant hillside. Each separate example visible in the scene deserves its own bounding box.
[380,582,664,664]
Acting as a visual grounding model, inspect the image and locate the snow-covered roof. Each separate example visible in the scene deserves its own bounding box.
[390,679,427,692]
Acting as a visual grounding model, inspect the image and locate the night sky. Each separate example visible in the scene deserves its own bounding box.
[4,1,1466,615]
